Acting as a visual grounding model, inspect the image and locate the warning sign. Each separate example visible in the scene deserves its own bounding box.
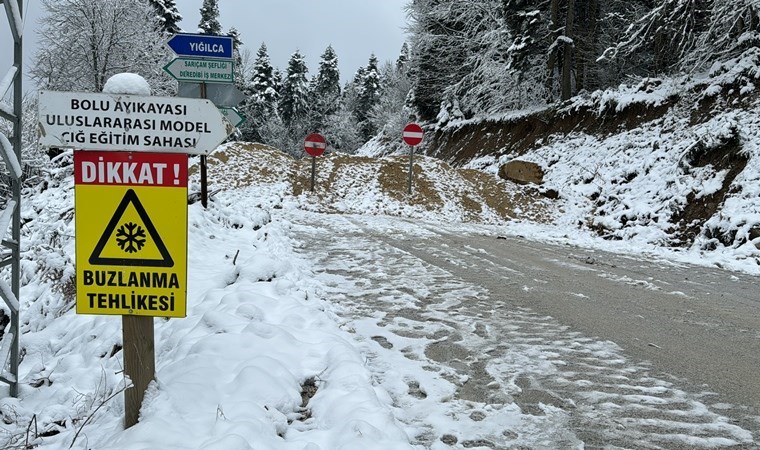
[75,151,188,317]
[89,189,174,267]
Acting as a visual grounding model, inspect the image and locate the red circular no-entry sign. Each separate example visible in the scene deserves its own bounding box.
[304,133,327,157]
[402,123,424,146]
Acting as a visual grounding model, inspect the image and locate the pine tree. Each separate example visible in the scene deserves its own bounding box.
[279,51,309,126]
[148,0,182,35]
[368,60,412,138]
[240,43,279,142]
[396,43,410,72]
[272,67,284,98]
[309,45,342,130]
[314,46,341,102]
[408,0,470,121]
[601,0,712,75]
[198,0,222,35]
[228,27,245,89]
[355,54,381,139]
[249,43,279,110]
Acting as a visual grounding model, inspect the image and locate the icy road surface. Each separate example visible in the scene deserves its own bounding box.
[285,210,759,449]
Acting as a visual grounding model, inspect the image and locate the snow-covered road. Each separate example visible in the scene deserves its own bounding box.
[285,210,758,449]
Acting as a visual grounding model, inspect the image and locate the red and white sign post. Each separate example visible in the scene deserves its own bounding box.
[403,123,424,194]
[304,133,327,192]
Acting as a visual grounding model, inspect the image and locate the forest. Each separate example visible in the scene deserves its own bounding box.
[5,0,760,162]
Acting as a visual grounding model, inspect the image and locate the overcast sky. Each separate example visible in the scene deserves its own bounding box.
[175,0,410,82]
[0,0,410,95]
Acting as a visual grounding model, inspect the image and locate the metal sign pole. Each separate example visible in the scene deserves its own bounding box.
[407,145,414,195]
[200,83,208,208]
[311,156,316,192]
[402,123,423,196]
[303,134,325,193]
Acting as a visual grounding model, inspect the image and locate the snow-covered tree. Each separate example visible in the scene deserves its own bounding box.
[323,106,364,153]
[228,27,245,89]
[409,0,549,116]
[601,0,711,75]
[248,44,279,109]
[198,0,222,35]
[586,2,652,89]
[396,42,410,72]
[323,82,364,153]
[32,0,173,95]
[148,0,182,35]
[409,0,538,117]
[451,0,535,112]
[685,0,760,71]
[368,61,412,137]
[313,46,341,104]
[240,43,280,142]
[308,45,342,131]
[355,54,382,139]
[0,95,44,167]
[407,0,671,113]
[407,0,471,121]
[272,67,284,98]
[255,113,289,154]
[279,51,309,126]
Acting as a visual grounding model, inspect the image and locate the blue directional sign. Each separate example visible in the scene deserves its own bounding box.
[167,33,233,59]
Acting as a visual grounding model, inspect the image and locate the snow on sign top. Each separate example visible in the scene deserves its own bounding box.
[103,73,151,96]
[304,133,327,157]
[37,90,236,155]
[403,123,424,146]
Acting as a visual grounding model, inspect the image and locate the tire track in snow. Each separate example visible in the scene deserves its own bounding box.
[284,212,755,449]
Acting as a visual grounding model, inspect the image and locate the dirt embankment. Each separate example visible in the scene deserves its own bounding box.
[190,143,555,225]
[192,66,760,248]
[417,73,760,248]
[427,94,676,166]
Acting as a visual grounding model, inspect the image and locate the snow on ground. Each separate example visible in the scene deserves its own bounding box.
[444,49,760,276]
[284,211,755,448]
[4,53,760,446]
[0,134,756,448]
[2,159,419,449]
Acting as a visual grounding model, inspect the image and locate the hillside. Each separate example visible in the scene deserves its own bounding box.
[6,51,760,449]
[355,49,760,272]
[187,47,760,275]
[190,143,555,225]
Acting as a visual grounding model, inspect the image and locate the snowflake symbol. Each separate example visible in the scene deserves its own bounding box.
[115,222,147,253]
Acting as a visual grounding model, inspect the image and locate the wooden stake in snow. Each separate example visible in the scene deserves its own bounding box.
[122,315,155,428]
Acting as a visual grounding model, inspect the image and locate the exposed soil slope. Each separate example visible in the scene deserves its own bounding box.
[190,143,555,225]
[405,50,760,254]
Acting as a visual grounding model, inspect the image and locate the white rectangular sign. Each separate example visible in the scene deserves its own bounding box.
[164,58,234,84]
[38,90,235,155]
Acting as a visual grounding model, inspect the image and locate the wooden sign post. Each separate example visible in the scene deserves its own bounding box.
[123,316,154,427]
